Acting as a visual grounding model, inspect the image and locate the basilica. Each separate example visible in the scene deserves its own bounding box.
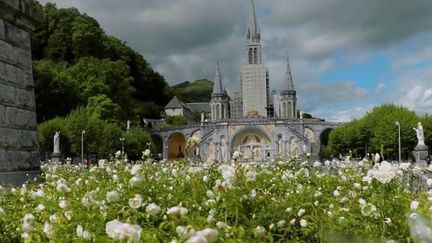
[152,1,342,162]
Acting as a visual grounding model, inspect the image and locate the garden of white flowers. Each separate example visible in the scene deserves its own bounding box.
[3,0,432,242]
[2,154,432,242]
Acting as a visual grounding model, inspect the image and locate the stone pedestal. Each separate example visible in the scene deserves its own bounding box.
[0,0,42,185]
[413,144,429,168]
[50,152,62,165]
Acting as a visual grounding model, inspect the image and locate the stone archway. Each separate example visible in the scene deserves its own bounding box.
[151,135,163,159]
[231,127,271,161]
[319,128,333,159]
[168,132,186,160]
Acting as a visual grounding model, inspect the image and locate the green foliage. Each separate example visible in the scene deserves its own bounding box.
[31,3,170,122]
[171,79,213,102]
[165,115,188,127]
[37,107,123,158]
[37,117,68,154]
[327,104,419,160]
[86,94,121,121]
[123,127,152,160]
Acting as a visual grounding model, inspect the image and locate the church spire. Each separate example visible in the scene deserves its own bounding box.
[247,0,260,44]
[284,57,295,91]
[212,60,223,94]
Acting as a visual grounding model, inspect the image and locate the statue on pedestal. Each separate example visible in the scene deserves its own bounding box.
[53,131,60,154]
[51,131,62,164]
[412,122,428,167]
[413,122,425,146]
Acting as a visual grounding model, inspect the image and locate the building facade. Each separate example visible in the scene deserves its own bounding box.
[152,1,343,162]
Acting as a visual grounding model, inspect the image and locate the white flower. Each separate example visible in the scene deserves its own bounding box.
[333,190,340,197]
[253,226,266,238]
[188,167,203,174]
[176,225,196,238]
[218,165,236,182]
[290,219,296,225]
[277,220,286,228]
[98,159,106,167]
[43,222,53,238]
[167,206,188,218]
[31,189,45,198]
[59,199,68,209]
[297,208,306,217]
[130,164,142,175]
[285,207,293,213]
[106,191,120,203]
[313,161,322,167]
[23,214,35,224]
[129,174,145,187]
[368,161,396,184]
[358,198,367,205]
[105,220,142,243]
[0,207,5,216]
[216,221,228,229]
[77,225,83,237]
[49,214,57,224]
[64,211,72,221]
[202,175,209,182]
[250,189,257,198]
[206,190,215,199]
[246,170,257,182]
[35,204,45,213]
[186,235,207,243]
[195,228,218,243]
[129,194,143,209]
[361,203,378,217]
[146,203,161,216]
[384,218,392,224]
[411,200,420,210]
[427,179,432,187]
[300,219,308,227]
[232,151,242,159]
[143,149,151,157]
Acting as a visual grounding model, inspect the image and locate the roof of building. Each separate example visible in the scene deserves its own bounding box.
[165,96,189,109]
[187,102,210,113]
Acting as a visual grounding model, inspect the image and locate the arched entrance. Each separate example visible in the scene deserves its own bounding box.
[231,127,271,161]
[168,132,186,160]
[319,128,333,159]
[151,135,163,159]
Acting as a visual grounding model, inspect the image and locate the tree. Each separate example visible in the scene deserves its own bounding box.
[326,104,419,160]
[123,127,152,161]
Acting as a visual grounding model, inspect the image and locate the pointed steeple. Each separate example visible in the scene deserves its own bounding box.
[284,57,295,91]
[247,0,260,43]
[212,61,223,94]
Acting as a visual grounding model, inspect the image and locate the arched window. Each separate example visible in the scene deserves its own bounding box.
[287,102,292,118]
[216,104,220,120]
[248,48,253,64]
[253,48,258,64]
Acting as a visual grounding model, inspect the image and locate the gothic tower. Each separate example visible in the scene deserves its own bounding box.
[210,61,230,121]
[240,0,269,117]
[279,58,297,119]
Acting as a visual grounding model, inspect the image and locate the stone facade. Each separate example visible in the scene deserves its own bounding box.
[0,0,41,183]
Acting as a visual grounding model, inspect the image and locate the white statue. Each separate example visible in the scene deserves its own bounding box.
[53,131,60,154]
[201,112,205,123]
[414,122,425,146]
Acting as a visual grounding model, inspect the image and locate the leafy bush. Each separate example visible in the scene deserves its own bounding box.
[123,127,152,160]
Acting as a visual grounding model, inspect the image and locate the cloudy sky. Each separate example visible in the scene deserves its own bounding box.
[39,0,432,121]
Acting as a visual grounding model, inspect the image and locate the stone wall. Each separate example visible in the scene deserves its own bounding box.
[0,0,41,183]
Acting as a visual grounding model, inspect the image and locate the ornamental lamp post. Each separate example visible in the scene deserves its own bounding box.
[120,137,125,155]
[81,130,86,164]
[395,121,401,162]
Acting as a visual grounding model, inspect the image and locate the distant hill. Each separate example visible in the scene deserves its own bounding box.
[172,79,213,103]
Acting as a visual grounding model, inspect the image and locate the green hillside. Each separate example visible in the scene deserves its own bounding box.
[171,79,213,103]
